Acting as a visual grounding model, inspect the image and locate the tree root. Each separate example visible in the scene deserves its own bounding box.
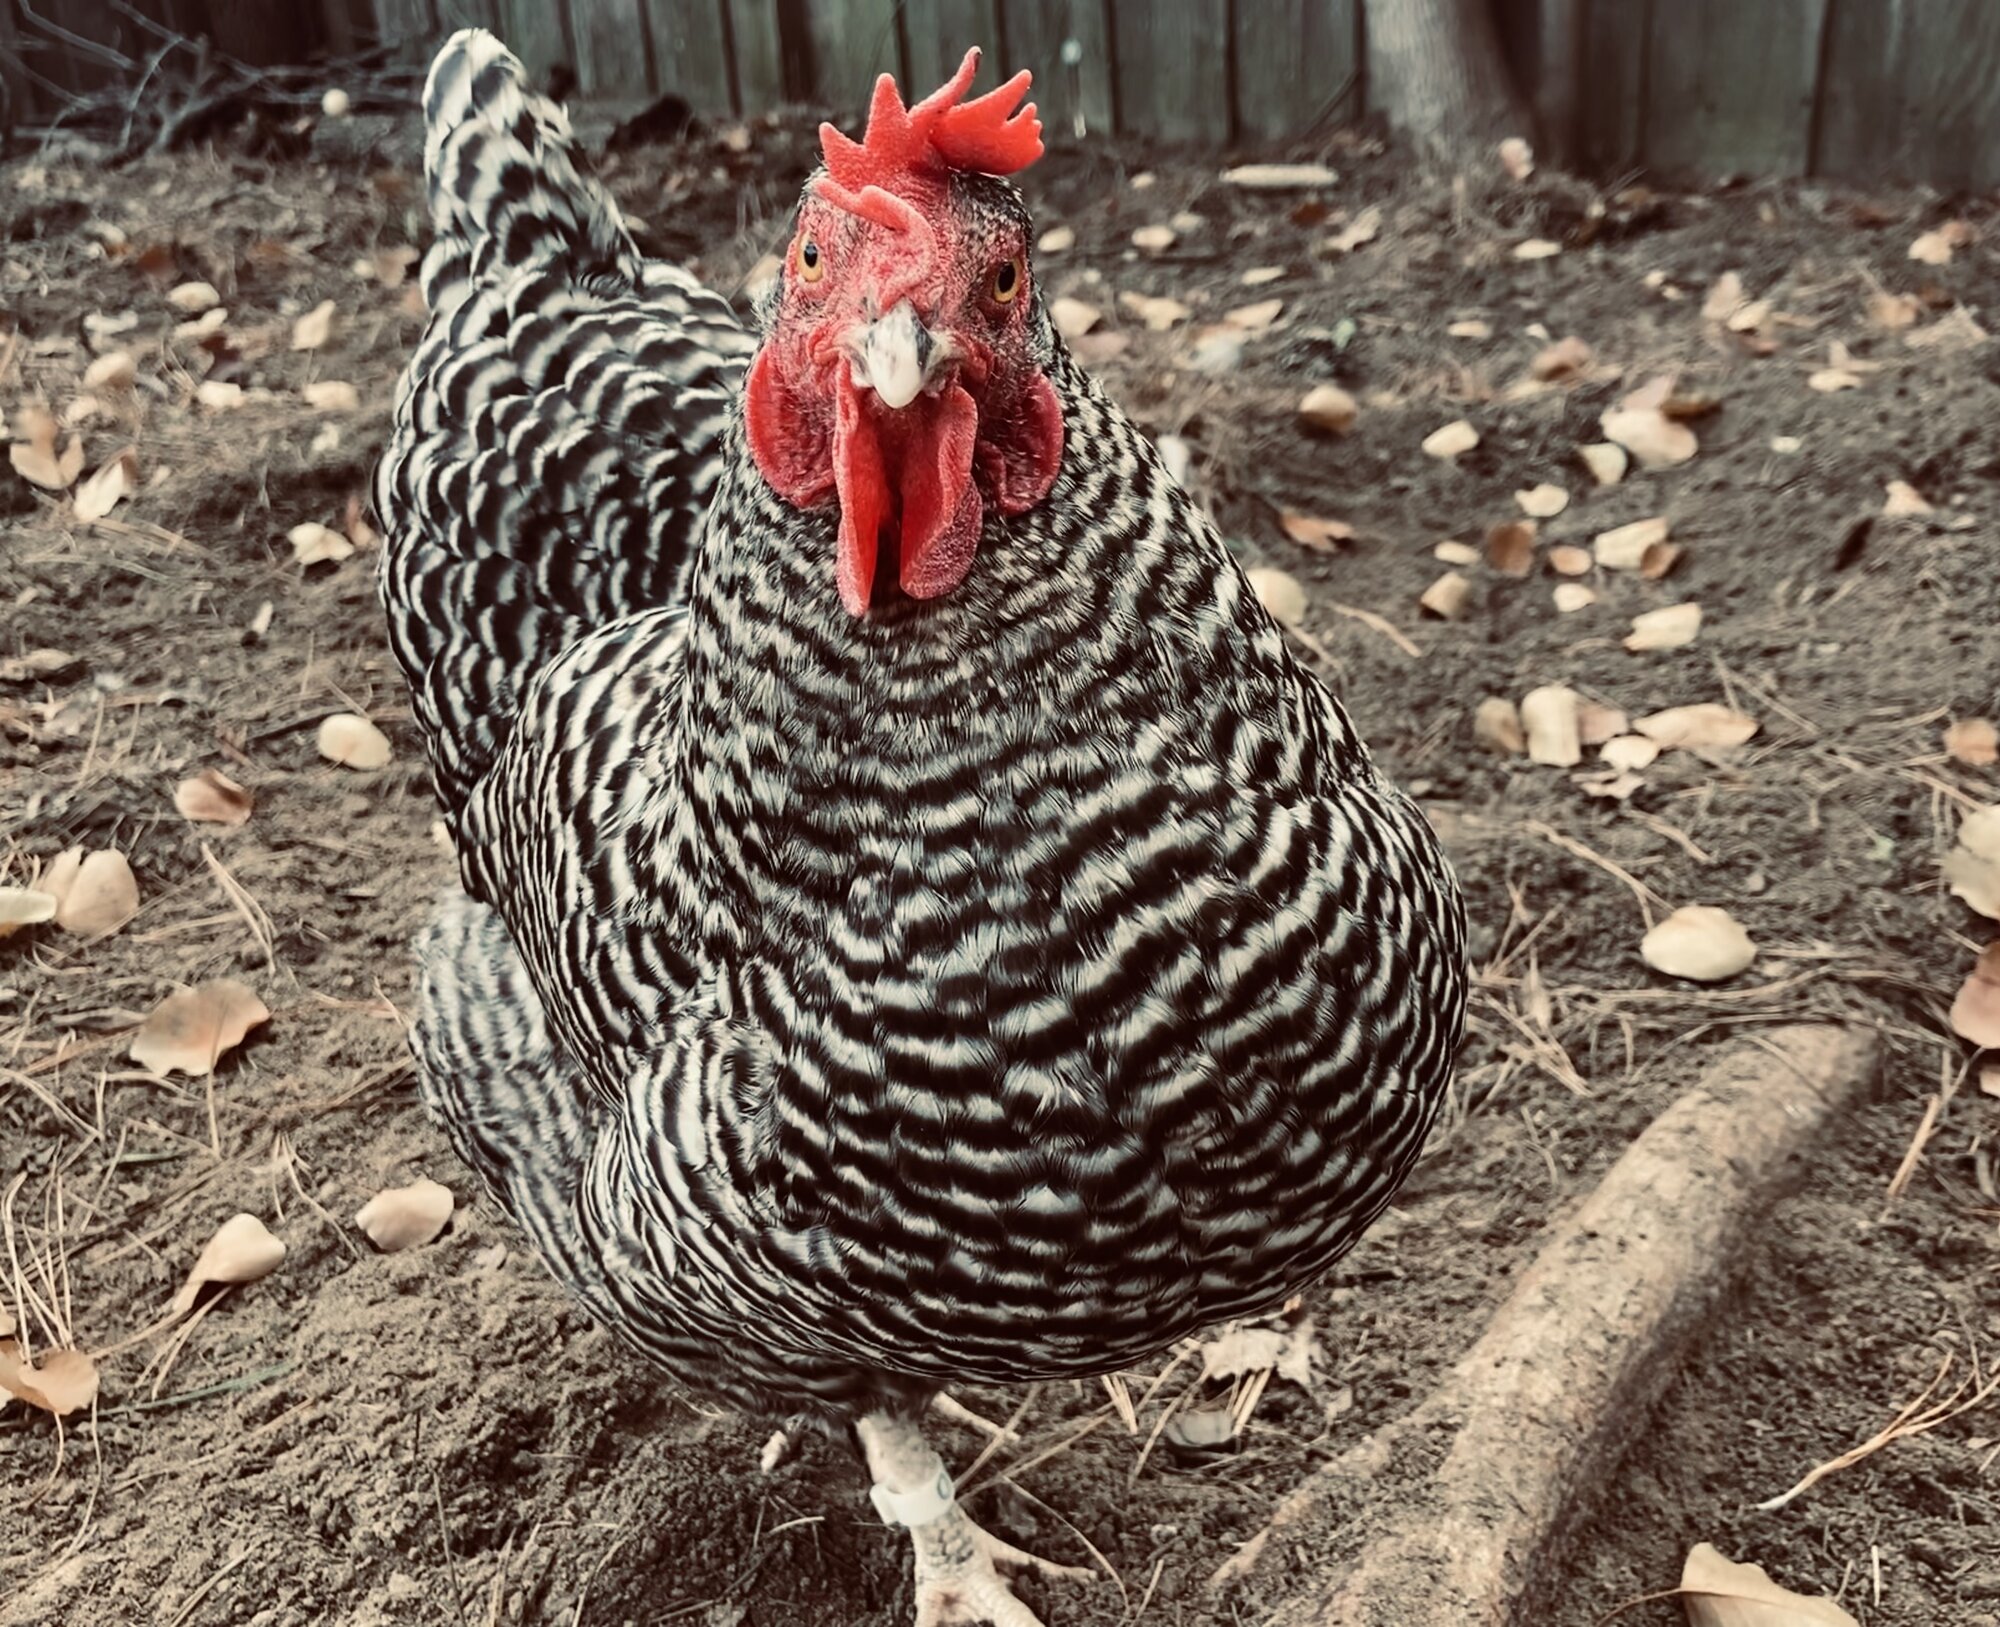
[1211,1023,1881,1626]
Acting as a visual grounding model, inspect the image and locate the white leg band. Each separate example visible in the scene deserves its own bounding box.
[869,1465,955,1527]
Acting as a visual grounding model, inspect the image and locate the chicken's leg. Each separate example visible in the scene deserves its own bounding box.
[856,1413,1091,1627]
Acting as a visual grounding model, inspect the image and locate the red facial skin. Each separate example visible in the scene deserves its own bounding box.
[743,173,1065,617]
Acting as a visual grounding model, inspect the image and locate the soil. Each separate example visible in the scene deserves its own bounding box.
[2,99,1998,1627]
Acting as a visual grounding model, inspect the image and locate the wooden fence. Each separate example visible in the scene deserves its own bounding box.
[4,0,1999,188]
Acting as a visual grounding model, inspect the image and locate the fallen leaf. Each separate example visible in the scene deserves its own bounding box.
[1950,943,2000,1049]
[43,848,139,936]
[1036,224,1074,254]
[1548,544,1593,576]
[1577,768,1644,800]
[1868,291,1922,330]
[1130,223,1176,253]
[1434,540,1480,567]
[1240,265,1286,287]
[1421,419,1479,460]
[302,380,362,411]
[1279,513,1355,552]
[1807,367,1862,393]
[83,350,136,391]
[1635,704,1759,751]
[1726,300,1771,335]
[1601,406,1697,469]
[1624,603,1703,651]
[1532,336,1592,381]
[1474,696,1525,754]
[1640,541,1684,580]
[290,521,353,566]
[72,447,137,521]
[0,1343,99,1418]
[1447,318,1491,339]
[1516,483,1568,519]
[1497,136,1533,181]
[317,713,393,769]
[1513,238,1561,260]
[1246,568,1307,627]
[354,1178,455,1251]
[1552,582,1597,613]
[0,887,58,940]
[1602,735,1662,770]
[1908,221,1973,266]
[1945,719,1998,767]
[1642,907,1756,983]
[1117,291,1191,331]
[1576,703,1629,746]
[292,298,338,350]
[166,279,220,313]
[1702,271,1745,323]
[1298,383,1358,434]
[170,1213,286,1315]
[1049,297,1101,340]
[1327,205,1381,254]
[9,405,84,490]
[1882,479,1933,517]
[1199,1316,1321,1389]
[1485,520,1537,576]
[174,769,253,826]
[1580,441,1628,485]
[1946,805,2000,919]
[1680,1542,1858,1627]
[194,380,245,410]
[1224,298,1284,332]
[130,979,270,1078]
[1419,571,1472,619]
[1520,685,1581,766]
[1596,516,1671,570]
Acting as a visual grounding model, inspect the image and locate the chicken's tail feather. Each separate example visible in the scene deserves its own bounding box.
[420,29,640,302]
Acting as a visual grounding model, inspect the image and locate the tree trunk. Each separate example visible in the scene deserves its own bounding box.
[1364,0,1529,157]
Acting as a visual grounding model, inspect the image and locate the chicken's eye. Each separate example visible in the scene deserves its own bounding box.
[990,256,1024,304]
[796,238,825,284]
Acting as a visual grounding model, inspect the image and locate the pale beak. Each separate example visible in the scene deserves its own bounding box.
[848,301,947,410]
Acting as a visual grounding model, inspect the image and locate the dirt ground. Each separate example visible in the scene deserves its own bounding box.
[2,96,1998,1627]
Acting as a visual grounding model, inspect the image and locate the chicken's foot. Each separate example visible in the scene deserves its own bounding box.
[856,1412,1091,1627]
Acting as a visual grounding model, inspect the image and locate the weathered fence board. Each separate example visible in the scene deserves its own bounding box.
[1110,0,1229,143]
[1232,0,1359,141]
[644,0,733,114]
[1002,0,1115,139]
[1641,0,1828,177]
[5,0,2000,188]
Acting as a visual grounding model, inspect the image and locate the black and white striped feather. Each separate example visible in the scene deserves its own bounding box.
[378,30,1467,1421]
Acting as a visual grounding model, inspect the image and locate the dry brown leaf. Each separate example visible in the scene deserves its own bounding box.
[1446,318,1491,339]
[1552,582,1597,613]
[1577,768,1644,801]
[1473,696,1525,754]
[0,887,58,940]
[1421,419,1479,459]
[1881,479,1933,517]
[1516,482,1568,519]
[1576,703,1629,746]
[1279,512,1355,552]
[1245,568,1307,627]
[43,847,139,936]
[0,1342,99,1418]
[1117,291,1191,331]
[174,769,253,827]
[1036,225,1075,254]
[1298,383,1358,434]
[302,380,362,411]
[166,279,220,313]
[1680,1542,1858,1627]
[1596,515,1671,570]
[1484,520,1537,577]
[1580,441,1628,486]
[1049,297,1101,340]
[317,712,393,770]
[73,447,137,522]
[1868,291,1922,330]
[10,405,84,490]
[354,1178,455,1252]
[1520,685,1581,766]
[1547,544,1593,578]
[1944,719,1998,767]
[1642,906,1756,983]
[289,521,353,567]
[1635,704,1759,751]
[1513,238,1561,261]
[129,979,270,1078]
[1625,602,1703,651]
[1326,205,1381,254]
[1701,271,1745,323]
[292,298,338,350]
[195,379,245,410]
[1950,943,2000,1049]
[1807,367,1862,393]
[1945,805,2000,919]
[1224,298,1283,332]
[1601,734,1662,771]
[1639,541,1684,580]
[83,350,137,391]
[1601,405,1697,469]
[1419,571,1472,619]
[1532,336,1592,381]
[171,1213,286,1315]
[1908,220,1973,266]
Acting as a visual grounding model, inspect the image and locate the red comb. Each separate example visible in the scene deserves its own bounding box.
[819,48,1043,196]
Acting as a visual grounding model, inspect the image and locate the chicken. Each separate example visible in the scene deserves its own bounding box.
[377,31,1467,1627]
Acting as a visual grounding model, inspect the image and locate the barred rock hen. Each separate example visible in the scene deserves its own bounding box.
[378,30,1466,1627]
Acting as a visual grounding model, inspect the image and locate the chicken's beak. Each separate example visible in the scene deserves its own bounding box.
[847,301,950,410]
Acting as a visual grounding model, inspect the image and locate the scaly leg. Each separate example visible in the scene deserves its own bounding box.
[856,1412,1092,1627]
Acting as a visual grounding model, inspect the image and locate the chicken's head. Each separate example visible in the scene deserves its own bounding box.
[745,50,1065,616]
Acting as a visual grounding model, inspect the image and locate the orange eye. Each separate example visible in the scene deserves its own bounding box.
[796,237,825,283]
[991,256,1024,303]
